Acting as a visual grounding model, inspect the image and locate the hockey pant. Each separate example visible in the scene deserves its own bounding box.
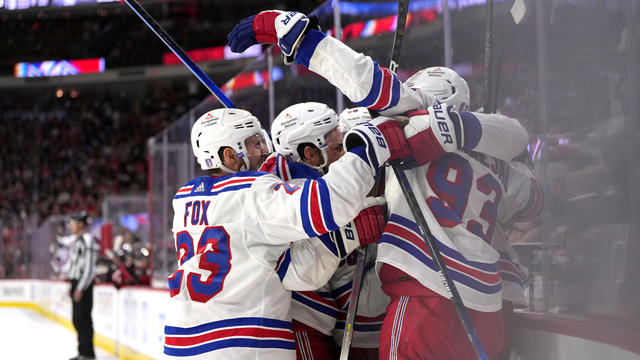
[378,264,505,360]
[71,280,96,358]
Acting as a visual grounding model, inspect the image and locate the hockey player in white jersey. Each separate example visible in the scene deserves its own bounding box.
[259,102,387,359]
[164,105,454,359]
[228,11,534,358]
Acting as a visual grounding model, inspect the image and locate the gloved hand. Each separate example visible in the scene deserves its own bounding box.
[344,117,411,172]
[353,197,387,246]
[228,10,313,61]
[403,103,461,165]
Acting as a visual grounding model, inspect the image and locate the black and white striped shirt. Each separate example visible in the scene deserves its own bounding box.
[68,233,97,292]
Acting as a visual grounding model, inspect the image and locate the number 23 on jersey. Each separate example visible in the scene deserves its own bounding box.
[168,224,232,303]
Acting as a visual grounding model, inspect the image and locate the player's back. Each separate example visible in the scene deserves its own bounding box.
[164,172,297,360]
[380,149,514,312]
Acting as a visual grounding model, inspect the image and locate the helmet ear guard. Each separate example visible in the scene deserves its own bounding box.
[405,66,470,111]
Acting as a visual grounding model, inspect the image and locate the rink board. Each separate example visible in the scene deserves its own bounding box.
[0,279,166,360]
[2,279,639,359]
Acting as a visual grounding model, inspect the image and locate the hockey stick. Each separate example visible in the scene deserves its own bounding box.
[120,0,235,108]
[339,2,410,359]
[483,0,495,113]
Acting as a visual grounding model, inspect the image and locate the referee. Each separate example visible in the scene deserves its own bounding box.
[67,211,97,360]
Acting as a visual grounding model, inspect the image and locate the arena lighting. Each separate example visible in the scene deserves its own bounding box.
[162,45,261,66]
[221,67,284,95]
[325,9,437,41]
[14,58,105,78]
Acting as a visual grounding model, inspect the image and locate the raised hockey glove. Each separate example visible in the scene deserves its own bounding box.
[344,117,411,174]
[353,196,387,246]
[404,103,461,165]
[228,10,316,63]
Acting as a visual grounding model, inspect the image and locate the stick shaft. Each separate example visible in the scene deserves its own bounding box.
[389,0,410,74]
[122,0,235,108]
[338,246,368,360]
[391,165,489,360]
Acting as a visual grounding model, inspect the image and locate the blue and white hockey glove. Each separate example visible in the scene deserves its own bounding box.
[344,117,410,174]
[404,103,464,165]
[228,10,318,63]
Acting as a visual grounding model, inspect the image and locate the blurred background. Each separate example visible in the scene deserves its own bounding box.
[1,0,639,359]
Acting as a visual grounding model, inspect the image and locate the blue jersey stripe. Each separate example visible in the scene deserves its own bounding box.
[292,292,339,318]
[164,317,291,335]
[335,320,383,332]
[316,178,339,231]
[331,281,352,299]
[164,338,295,357]
[355,62,383,107]
[295,29,327,68]
[379,234,501,294]
[389,214,498,273]
[501,272,524,286]
[174,183,253,199]
[300,179,316,238]
[318,233,338,257]
[276,249,292,282]
[458,111,482,150]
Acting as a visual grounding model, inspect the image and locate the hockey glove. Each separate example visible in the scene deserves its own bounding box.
[228,10,315,62]
[331,197,386,256]
[353,196,387,246]
[404,103,461,165]
[344,117,410,174]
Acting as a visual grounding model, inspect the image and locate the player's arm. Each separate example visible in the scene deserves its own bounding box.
[277,237,341,291]
[404,105,530,164]
[248,119,408,245]
[500,161,543,224]
[228,11,430,116]
[277,196,386,291]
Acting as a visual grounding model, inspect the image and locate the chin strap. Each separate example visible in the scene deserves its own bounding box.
[218,152,250,174]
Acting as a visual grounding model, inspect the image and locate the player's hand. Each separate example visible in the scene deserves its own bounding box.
[228,10,311,59]
[73,290,83,302]
[403,103,460,165]
[354,197,387,246]
[344,117,411,173]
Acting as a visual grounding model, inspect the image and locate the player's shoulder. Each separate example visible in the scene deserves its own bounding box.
[174,172,271,200]
[259,153,321,181]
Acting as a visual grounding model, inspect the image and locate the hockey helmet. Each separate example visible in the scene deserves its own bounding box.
[70,210,90,225]
[405,66,470,111]
[271,102,339,168]
[191,108,268,172]
[338,107,372,133]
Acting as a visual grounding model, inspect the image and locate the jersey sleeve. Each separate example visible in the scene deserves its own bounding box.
[500,161,543,224]
[247,151,375,245]
[294,29,434,115]
[453,111,529,161]
[276,235,341,291]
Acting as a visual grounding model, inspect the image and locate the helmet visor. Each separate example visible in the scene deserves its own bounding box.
[243,132,271,170]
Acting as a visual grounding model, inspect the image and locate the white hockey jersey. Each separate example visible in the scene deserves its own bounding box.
[164,151,374,360]
[494,161,543,306]
[260,153,368,337]
[379,149,521,312]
